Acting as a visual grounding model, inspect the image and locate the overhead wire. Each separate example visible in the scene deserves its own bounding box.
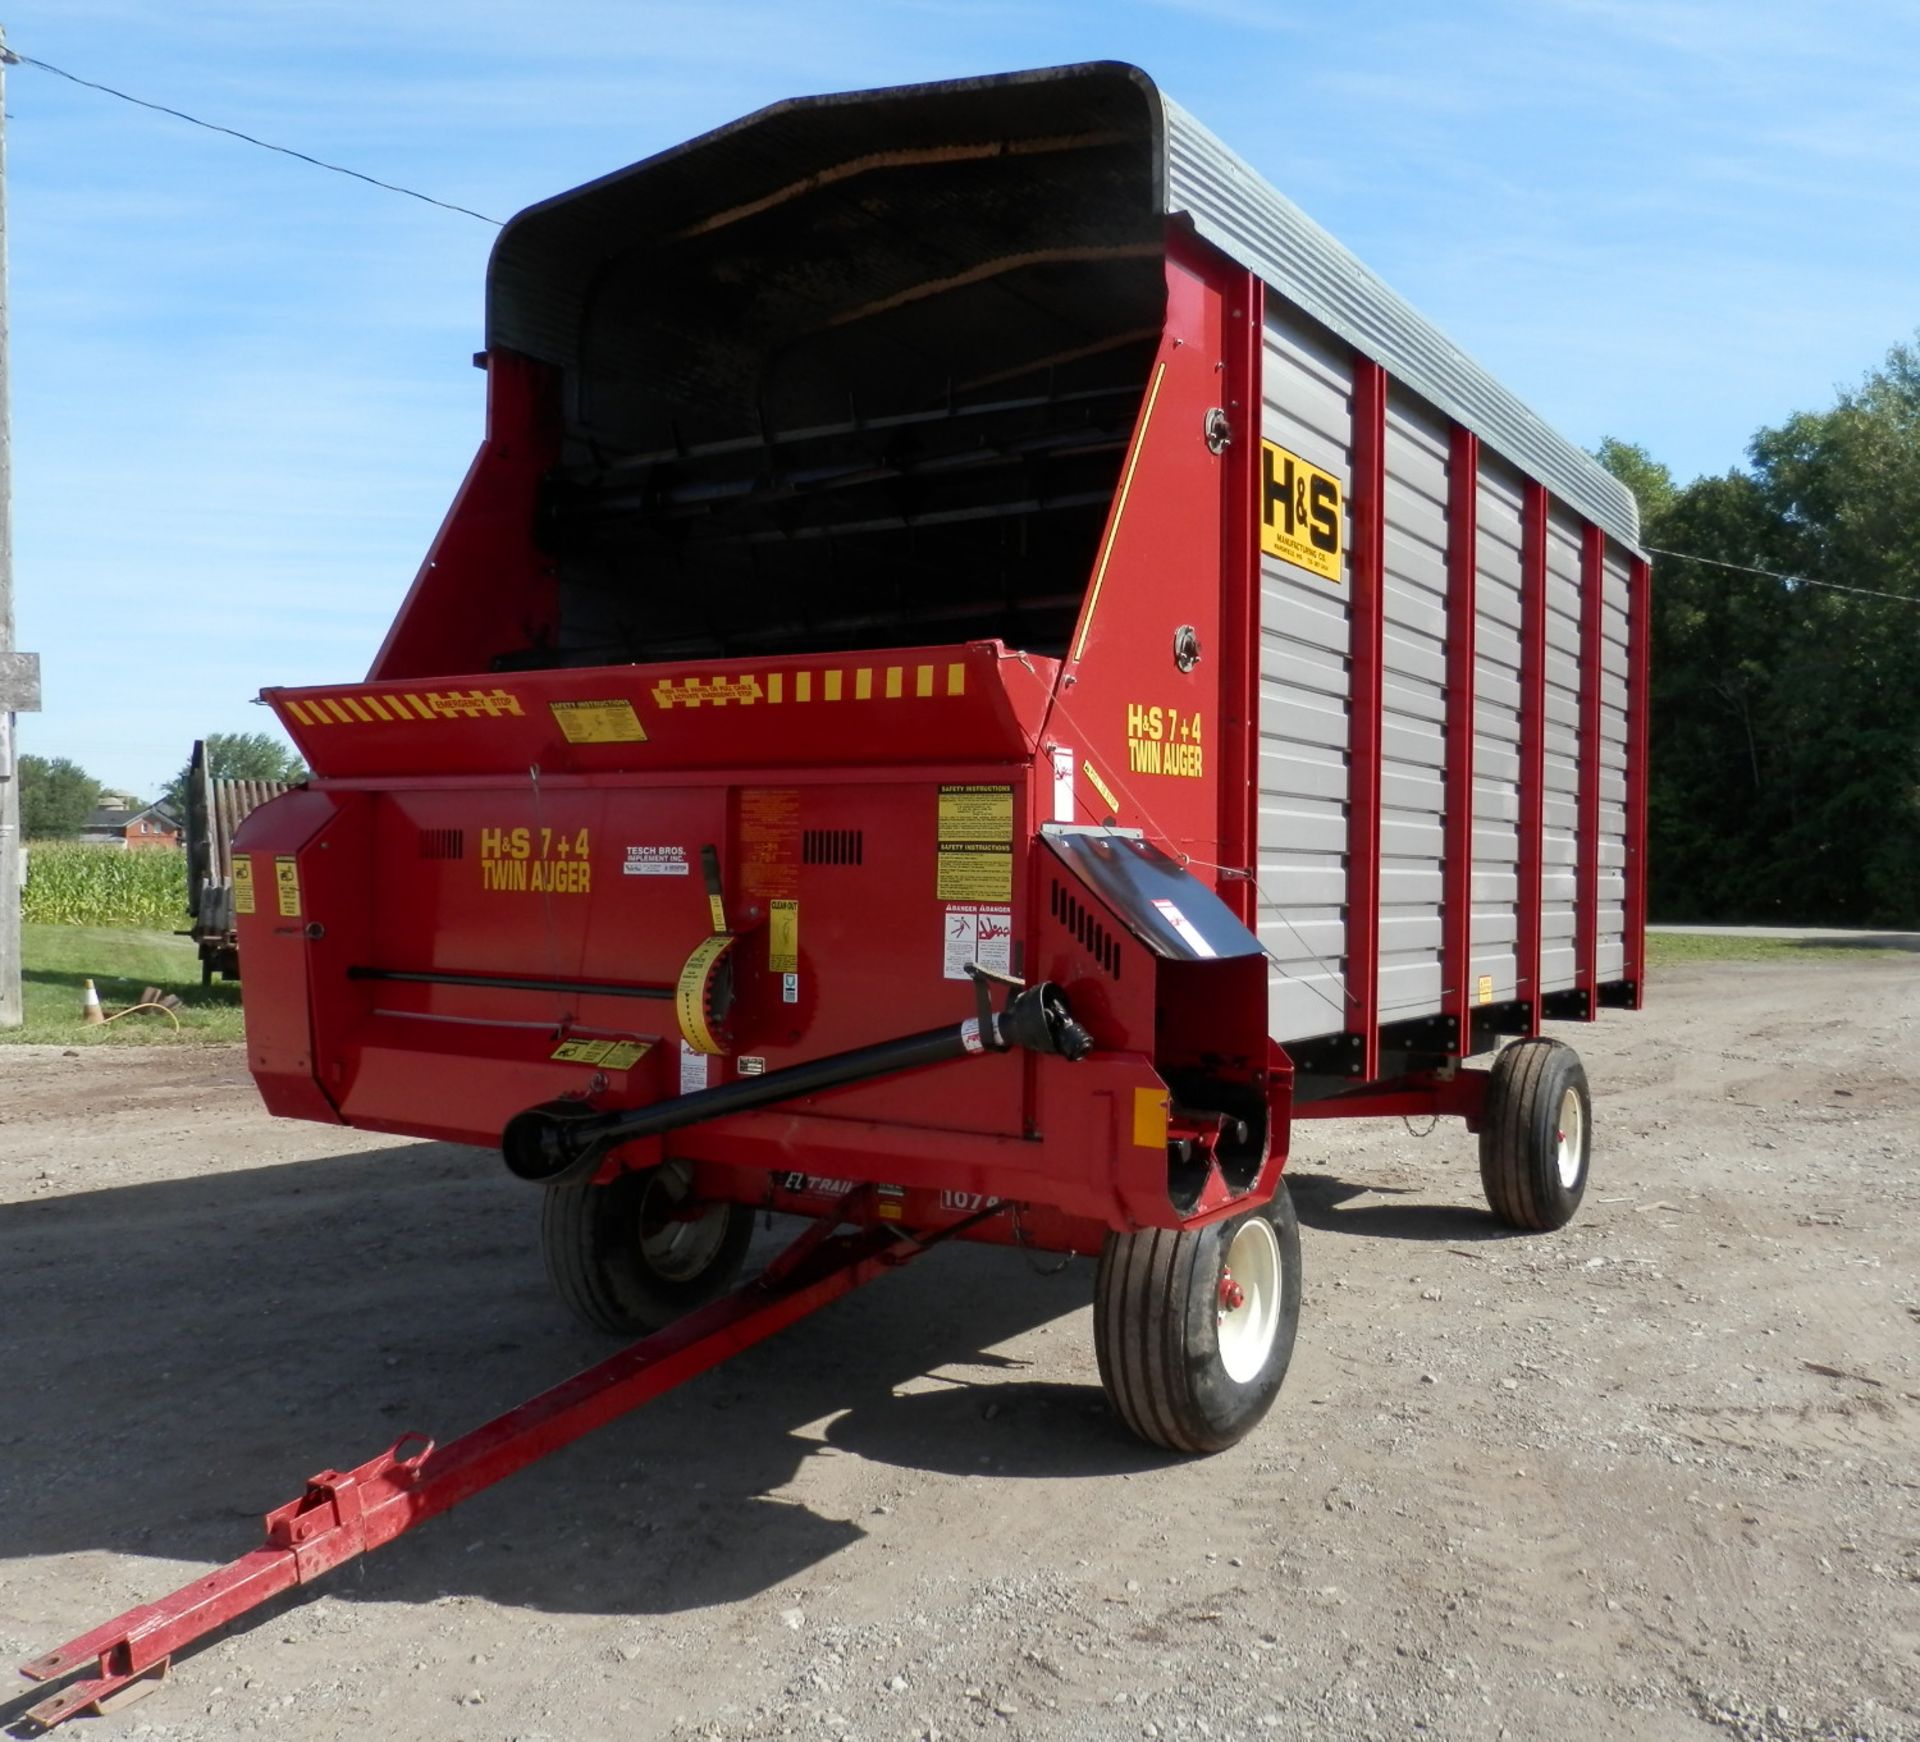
[3,47,503,227]
[1643,545,1919,606]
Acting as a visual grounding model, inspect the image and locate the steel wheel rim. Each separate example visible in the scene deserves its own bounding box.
[1217,1214,1283,1385]
[1555,1086,1584,1189]
[638,1168,731,1281]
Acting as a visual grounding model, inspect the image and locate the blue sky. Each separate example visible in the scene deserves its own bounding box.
[9,0,1917,797]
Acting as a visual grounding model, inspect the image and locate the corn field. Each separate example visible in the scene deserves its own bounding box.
[23,845,187,927]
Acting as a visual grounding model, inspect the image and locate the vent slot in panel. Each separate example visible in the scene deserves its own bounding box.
[418,828,466,860]
[1050,880,1121,979]
[803,828,864,867]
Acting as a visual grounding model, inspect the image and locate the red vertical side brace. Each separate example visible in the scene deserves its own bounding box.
[1623,554,1652,1005]
[1219,271,1266,931]
[1516,482,1549,1032]
[1576,523,1606,1013]
[1345,361,1388,1078]
[1442,428,1479,1049]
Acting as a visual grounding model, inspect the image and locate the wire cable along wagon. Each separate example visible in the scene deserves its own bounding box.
[22,63,1648,1724]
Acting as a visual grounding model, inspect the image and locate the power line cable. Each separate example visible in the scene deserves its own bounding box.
[1644,545,1919,606]
[3,47,503,227]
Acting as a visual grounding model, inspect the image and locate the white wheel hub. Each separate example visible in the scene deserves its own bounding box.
[1216,1213,1283,1385]
[637,1164,731,1281]
[1555,1086,1585,1189]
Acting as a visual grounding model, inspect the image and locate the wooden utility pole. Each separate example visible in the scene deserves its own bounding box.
[0,26,45,1026]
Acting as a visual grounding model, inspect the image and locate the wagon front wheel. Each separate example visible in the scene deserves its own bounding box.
[541,1160,753,1336]
[1094,1186,1302,1454]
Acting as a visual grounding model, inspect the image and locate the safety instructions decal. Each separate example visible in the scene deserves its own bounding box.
[551,1038,651,1070]
[769,899,800,974]
[943,906,1013,980]
[550,699,649,744]
[232,856,256,916]
[740,788,800,901]
[936,784,1013,903]
[273,855,302,918]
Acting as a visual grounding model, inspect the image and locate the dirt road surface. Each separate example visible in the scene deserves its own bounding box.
[3,957,1916,1742]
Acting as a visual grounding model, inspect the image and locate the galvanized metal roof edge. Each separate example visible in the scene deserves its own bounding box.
[1156,96,1640,551]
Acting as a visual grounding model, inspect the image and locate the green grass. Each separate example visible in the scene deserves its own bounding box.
[1646,930,1916,965]
[9,924,244,1045]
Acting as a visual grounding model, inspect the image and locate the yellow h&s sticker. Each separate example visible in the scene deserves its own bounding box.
[1259,441,1344,583]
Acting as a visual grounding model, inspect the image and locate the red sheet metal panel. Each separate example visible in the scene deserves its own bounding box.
[1624,554,1652,1003]
[1345,360,1387,1077]
[1577,522,1607,1007]
[1443,428,1479,1040]
[1516,481,1549,1028]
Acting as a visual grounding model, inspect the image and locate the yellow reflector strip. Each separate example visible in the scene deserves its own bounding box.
[946,662,966,696]
[855,668,873,700]
[884,666,902,699]
[766,672,783,703]
[1132,1086,1170,1150]
[824,670,843,701]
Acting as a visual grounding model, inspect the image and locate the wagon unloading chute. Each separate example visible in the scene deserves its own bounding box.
[21,61,1648,1728]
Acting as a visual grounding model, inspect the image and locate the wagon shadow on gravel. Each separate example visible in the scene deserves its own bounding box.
[0,1139,1140,1664]
[1285,1169,1527,1243]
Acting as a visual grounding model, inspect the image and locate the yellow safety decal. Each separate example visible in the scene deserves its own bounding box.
[1082,760,1120,816]
[1259,441,1344,583]
[1133,1086,1170,1150]
[675,933,735,1055]
[769,899,799,974]
[232,856,256,916]
[288,686,526,726]
[1125,703,1204,778]
[936,784,1014,903]
[479,826,593,894]
[1478,974,1495,1006]
[551,1038,651,1070]
[648,664,966,710]
[273,855,301,918]
[550,699,649,744]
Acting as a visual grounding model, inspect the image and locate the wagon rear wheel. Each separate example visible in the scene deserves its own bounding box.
[542,1160,753,1336]
[1094,1185,1302,1454]
[1479,1037,1592,1230]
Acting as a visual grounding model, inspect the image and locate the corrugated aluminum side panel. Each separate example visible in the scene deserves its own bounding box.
[1470,455,1526,1002]
[1541,508,1584,993]
[1162,97,1639,556]
[1257,302,1354,1044]
[1596,547,1633,980]
[1377,386,1450,1019]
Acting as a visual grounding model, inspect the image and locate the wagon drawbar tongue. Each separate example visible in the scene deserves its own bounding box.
[15,1194,1003,1730]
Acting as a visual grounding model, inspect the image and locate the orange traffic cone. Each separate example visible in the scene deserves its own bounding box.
[82,979,105,1026]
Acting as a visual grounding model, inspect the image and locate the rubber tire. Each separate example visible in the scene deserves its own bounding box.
[541,1168,754,1336]
[1093,1186,1303,1454]
[1479,1037,1592,1231]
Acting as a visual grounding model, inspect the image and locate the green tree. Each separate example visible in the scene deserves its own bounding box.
[1592,437,1677,524]
[18,755,102,839]
[162,732,307,818]
[1603,337,1920,926]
